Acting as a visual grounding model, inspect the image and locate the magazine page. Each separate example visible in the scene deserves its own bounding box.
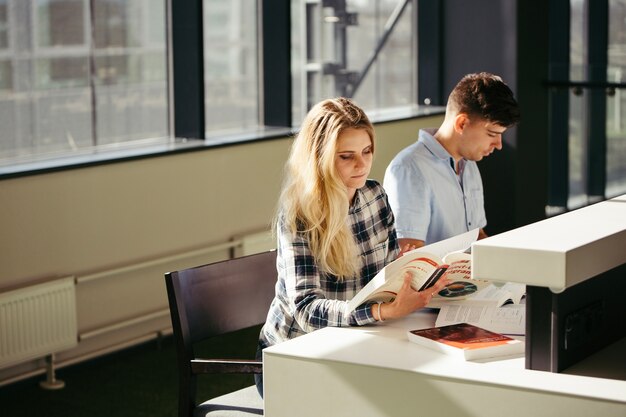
[347,229,480,312]
[347,252,442,311]
[499,282,526,304]
[435,303,526,335]
[426,258,492,307]
[454,283,521,307]
[407,228,479,260]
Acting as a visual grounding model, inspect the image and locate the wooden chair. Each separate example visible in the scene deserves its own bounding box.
[165,250,277,417]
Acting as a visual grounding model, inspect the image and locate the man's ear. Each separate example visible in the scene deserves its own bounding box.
[453,113,469,134]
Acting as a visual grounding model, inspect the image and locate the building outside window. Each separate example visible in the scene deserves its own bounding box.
[0,0,168,165]
[291,0,417,124]
[203,0,259,137]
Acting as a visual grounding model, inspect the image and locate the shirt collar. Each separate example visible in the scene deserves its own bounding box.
[349,187,363,214]
[419,128,467,174]
[419,128,452,161]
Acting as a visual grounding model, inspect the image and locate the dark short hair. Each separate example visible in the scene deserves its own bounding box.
[448,72,520,127]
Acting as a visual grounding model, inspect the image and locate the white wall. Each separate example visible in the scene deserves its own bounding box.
[0,114,443,384]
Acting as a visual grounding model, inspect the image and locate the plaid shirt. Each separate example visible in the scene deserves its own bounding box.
[259,180,399,349]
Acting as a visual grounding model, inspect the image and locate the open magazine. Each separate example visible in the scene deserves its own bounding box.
[348,229,482,312]
[347,229,526,313]
[435,303,526,335]
[428,279,525,308]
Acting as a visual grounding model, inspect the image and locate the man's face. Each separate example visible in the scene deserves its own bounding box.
[458,116,507,162]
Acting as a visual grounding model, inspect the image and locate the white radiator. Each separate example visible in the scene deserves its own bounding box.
[0,277,77,369]
[233,229,275,258]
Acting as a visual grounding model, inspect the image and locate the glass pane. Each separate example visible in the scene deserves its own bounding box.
[93,1,141,48]
[0,59,11,90]
[346,0,416,113]
[36,57,89,89]
[568,0,587,208]
[0,0,169,165]
[203,0,259,136]
[569,0,586,82]
[568,89,588,208]
[0,0,8,49]
[607,0,626,197]
[292,0,417,124]
[38,0,86,47]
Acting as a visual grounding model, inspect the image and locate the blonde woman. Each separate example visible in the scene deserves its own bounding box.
[255,97,448,397]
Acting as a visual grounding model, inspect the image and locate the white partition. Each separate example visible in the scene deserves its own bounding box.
[471,194,626,292]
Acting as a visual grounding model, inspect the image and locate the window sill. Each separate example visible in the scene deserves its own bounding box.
[0,106,444,180]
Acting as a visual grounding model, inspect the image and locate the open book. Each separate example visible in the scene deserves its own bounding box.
[407,323,524,361]
[435,303,526,335]
[347,229,526,312]
[428,279,526,308]
[347,229,484,312]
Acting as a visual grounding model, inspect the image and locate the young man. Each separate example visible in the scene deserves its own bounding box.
[383,72,520,248]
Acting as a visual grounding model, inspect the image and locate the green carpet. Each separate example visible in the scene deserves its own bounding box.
[0,326,261,417]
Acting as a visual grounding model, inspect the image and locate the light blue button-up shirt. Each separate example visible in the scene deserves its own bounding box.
[383,129,486,245]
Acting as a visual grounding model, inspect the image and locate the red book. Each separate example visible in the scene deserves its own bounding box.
[407,323,524,360]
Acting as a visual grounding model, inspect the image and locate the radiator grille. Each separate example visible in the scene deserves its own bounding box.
[0,277,77,369]
[233,229,275,258]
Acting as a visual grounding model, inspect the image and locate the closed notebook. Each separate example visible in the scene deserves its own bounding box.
[407,323,524,360]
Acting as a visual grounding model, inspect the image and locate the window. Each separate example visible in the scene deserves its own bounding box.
[0,0,168,166]
[292,0,418,124]
[203,0,259,136]
[567,0,587,207]
[564,0,626,209]
[1,0,426,172]
[606,0,626,198]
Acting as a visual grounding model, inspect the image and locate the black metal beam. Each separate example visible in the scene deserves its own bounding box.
[262,0,292,127]
[547,0,570,211]
[171,0,205,139]
[586,0,608,200]
[417,0,442,106]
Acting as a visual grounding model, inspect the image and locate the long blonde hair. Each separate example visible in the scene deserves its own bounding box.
[277,97,375,279]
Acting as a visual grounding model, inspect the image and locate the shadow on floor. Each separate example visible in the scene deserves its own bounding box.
[0,326,260,417]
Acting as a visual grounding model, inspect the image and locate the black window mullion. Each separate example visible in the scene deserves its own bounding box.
[417,0,442,106]
[261,0,291,128]
[171,0,205,139]
[547,0,570,211]
[585,0,608,201]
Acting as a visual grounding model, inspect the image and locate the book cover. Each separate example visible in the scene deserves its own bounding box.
[406,323,524,360]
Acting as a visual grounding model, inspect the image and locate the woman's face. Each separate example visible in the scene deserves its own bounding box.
[334,127,373,201]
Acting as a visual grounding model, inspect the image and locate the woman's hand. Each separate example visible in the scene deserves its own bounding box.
[378,271,450,321]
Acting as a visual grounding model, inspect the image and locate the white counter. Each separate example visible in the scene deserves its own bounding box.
[472,194,626,291]
[263,311,626,417]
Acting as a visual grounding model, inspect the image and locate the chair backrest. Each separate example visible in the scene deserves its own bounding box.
[165,250,277,416]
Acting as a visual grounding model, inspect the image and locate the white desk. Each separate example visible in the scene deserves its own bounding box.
[263,311,626,417]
